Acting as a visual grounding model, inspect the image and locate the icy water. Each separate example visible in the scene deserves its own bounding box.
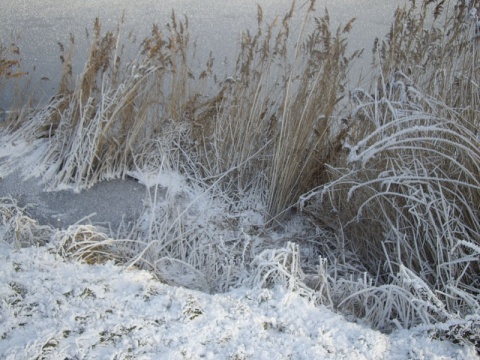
[0,0,405,228]
[1,0,404,108]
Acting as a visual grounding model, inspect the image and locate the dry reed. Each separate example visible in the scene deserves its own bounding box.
[0,39,28,121]
[300,1,480,345]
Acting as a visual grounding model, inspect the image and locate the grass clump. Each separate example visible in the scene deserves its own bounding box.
[193,2,361,223]
[0,197,52,248]
[2,13,200,190]
[300,1,480,347]
[2,0,359,219]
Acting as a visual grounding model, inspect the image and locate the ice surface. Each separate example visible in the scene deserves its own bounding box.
[0,170,145,229]
[0,0,403,108]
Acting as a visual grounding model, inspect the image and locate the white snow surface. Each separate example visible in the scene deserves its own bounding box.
[0,244,477,360]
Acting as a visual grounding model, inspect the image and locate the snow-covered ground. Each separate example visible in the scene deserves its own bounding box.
[1,243,476,359]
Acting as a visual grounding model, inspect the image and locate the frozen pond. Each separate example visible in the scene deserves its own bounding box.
[0,0,406,229]
[1,0,405,108]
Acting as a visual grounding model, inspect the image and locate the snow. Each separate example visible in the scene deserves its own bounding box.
[1,244,476,359]
[128,169,187,193]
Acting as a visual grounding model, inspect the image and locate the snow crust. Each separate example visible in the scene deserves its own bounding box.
[1,244,476,359]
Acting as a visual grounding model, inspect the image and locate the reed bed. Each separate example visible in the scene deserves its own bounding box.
[0,0,479,351]
[299,0,480,347]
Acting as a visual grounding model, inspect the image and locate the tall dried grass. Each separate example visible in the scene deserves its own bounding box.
[0,42,25,85]
[2,13,200,190]
[300,1,480,344]
[1,0,354,295]
[2,0,358,218]
[192,1,360,224]
[0,39,28,120]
